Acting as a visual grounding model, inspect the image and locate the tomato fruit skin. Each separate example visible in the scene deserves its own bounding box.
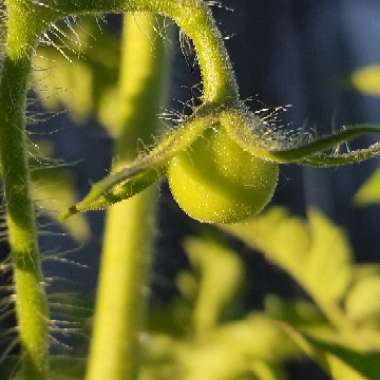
[168,128,279,224]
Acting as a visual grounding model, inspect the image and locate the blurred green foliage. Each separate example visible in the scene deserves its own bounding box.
[15,18,380,380]
[33,17,121,134]
[25,205,380,379]
[350,65,380,97]
[219,208,380,379]
[30,141,90,242]
[350,65,380,206]
[354,169,380,206]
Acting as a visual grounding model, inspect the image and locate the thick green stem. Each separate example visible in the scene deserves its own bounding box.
[0,4,49,380]
[85,14,169,380]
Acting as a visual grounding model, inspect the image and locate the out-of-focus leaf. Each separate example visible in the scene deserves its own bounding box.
[141,322,284,380]
[282,324,380,380]
[212,316,298,362]
[0,141,90,242]
[140,335,182,380]
[354,169,380,206]
[147,309,296,379]
[351,264,380,281]
[221,207,309,281]
[350,65,380,97]
[147,296,195,337]
[176,316,296,380]
[249,361,286,380]
[346,276,380,325]
[32,166,90,242]
[183,236,245,334]
[265,295,326,327]
[33,17,120,133]
[176,271,199,303]
[306,210,352,303]
[220,208,353,308]
[344,265,380,329]
[148,235,244,338]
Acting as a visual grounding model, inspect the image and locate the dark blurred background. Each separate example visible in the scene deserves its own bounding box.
[3,1,380,379]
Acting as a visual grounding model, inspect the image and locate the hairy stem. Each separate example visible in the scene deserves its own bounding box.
[0,3,49,379]
[28,0,239,104]
[85,14,169,380]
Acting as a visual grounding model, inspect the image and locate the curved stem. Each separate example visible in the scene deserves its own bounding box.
[0,3,49,379]
[85,14,170,380]
[23,0,239,104]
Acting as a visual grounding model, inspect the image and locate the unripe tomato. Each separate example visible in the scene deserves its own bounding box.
[168,128,279,224]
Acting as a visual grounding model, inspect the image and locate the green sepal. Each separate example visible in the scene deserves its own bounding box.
[221,108,380,164]
[64,107,218,217]
[64,167,164,217]
[301,142,380,167]
[31,165,91,242]
[272,125,380,163]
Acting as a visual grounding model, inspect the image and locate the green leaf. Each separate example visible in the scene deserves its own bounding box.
[175,316,296,380]
[220,208,353,310]
[33,17,121,131]
[211,316,298,362]
[140,333,189,380]
[346,275,380,325]
[354,169,380,206]
[282,325,380,380]
[0,140,90,242]
[249,361,286,380]
[139,320,291,380]
[32,166,90,242]
[306,210,352,302]
[183,236,245,334]
[265,295,326,327]
[350,65,380,97]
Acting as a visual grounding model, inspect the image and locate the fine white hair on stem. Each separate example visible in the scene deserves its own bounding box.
[0,337,20,367]
[42,255,88,270]
[49,334,73,352]
[206,1,235,13]
[179,29,196,70]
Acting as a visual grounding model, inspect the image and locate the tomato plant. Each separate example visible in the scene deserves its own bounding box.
[1,1,380,380]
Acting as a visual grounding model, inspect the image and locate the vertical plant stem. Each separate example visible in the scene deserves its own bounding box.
[85,13,169,380]
[0,4,49,379]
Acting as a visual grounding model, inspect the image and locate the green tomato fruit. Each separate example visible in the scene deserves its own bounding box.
[168,128,279,224]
